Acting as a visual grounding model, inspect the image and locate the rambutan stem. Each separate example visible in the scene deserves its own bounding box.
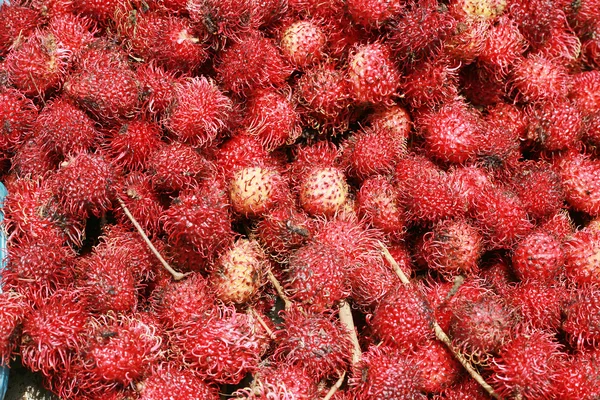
[322,371,346,400]
[250,308,276,340]
[267,270,292,310]
[339,300,361,365]
[116,196,188,281]
[380,242,502,400]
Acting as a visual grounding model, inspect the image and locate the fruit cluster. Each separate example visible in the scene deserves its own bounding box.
[1,0,600,399]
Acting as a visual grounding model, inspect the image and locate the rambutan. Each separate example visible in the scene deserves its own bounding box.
[254,204,312,260]
[115,172,164,238]
[512,230,565,283]
[11,139,58,179]
[346,0,404,28]
[229,164,290,218]
[555,151,600,217]
[507,0,557,46]
[187,0,261,42]
[450,0,507,20]
[433,377,490,399]
[370,284,434,351]
[0,5,43,56]
[554,349,600,400]
[490,329,567,399]
[74,0,126,24]
[33,96,98,157]
[239,363,319,399]
[510,53,570,102]
[510,161,564,221]
[279,19,327,68]
[136,62,179,116]
[0,87,37,154]
[411,339,462,393]
[106,119,163,171]
[526,98,583,151]
[138,362,220,400]
[148,142,210,192]
[243,88,302,150]
[444,19,489,63]
[569,70,600,117]
[47,13,96,56]
[216,133,272,179]
[357,175,406,239]
[347,42,400,105]
[402,54,460,109]
[564,228,600,286]
[563,285,600,348]
[0,292,27,365]
[274,307,351,380]
[215,30,292,96]
[163,77,232,148]
[477,15,527,76]
[506,281,567,331]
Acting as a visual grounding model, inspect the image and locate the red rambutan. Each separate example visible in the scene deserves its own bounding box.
[357,175,406,239]
[506,281,567,331]
[510,53,570,102]
[47,13,96,56]
[512,230,565,283]
[563,285,600,348]
[138,362,220,400]
[346,0,404,28]
[569,70,600,117]
[555,151,600,217]
[106,119,163,171]
[402,54,460,109]
[0,292,27,365]
[526,98,583,151]
[0,87,37,154]
[0,5,43,56]
[147,142,210,192]
[115,172,164,238]
[564,228,600,286]
[478,15,527,76]
[11,139,58,179]
[510,161,564,221]
[136,62,179,116]
[411,339,462,393]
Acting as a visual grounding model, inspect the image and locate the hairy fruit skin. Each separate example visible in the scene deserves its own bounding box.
[556,151,600,217]
[279,20,326,68]
[0,88,38,154]
[564,229,600,286]
[358,176,406,239]
[299,166,349,217]
[139,363,219,400]
[229,165,289,218]
[0,293,27,365]
[148,142,210,193]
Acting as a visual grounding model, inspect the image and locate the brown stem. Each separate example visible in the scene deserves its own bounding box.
[267,270,292,310]
[322,371,346,400]
[339,300,361,365]
[117,196,187,281]
[250,308,276,341]
[379,242,502,400]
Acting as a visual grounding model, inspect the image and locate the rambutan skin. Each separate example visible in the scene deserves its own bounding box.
[279,19,327,68]
[0,87,38,154]
[556,151,600,217]
[148,142,211,192]
[0,293,28,365]
[105,120,163,171]
[229,165,290,218]
[139,363,220,400]
[357,175,406,239]
[564,229,600,286]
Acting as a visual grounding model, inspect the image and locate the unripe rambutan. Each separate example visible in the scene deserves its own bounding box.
[243,88,301,151]
[48,13,96,56]
[512,230,565,283]
[449,291,515,358]
[136,63,178,116]
[402,54,460,109]
[171,306,263,384]
[510,53,570,102]
[210,239,268,304]
[418,99,484,164]
[285,242,349,312]
[161,183,235,261]
[298,166,349,217]
[471,186,533,249]
[358,175,406,239]
[148,142,210,192]
[444,19,490,63]
[419,218,483,279]
[215,30,292,96]
[510,161,564,221]
[346,0,404,28]
[275,308,351,380]
[294,61,352,133]
[163,77,232,148]
[64,46,140,121]
[396,155,465,224]
[370,284,434,351]
[5,30,68,96]
[450,0,507,20]
[34,96,98,157]
[526,98,583,151]
[490,330,567,398]
[412,340,462,393]
[478,16,527,76]
[151,272,216,328]
[279,19,326,68]
[554,349,600,400]
[0,292,27,365]
[349,345,426,399]
[390,0,456,62]
[83,313,164,386]
[569,70,600,117]
[20,289,90,376]
[347,42,400,105]
[555,151,600,216]
[106,120,163,171]
[564,229,600,286]
[0,5,43,56]
[229,164,290,218]
[506,281,567,331]
[139,363,220,400]
[368,103,412,136]
[11,139,58,179]
[0,87,37,154]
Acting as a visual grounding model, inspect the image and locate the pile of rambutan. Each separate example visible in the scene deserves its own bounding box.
[1,0,600,399]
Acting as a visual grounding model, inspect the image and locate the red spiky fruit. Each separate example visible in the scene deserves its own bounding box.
[136,63,178,116]
[34,96,98,157]
[148,142,210,192]
[564,229,600,286]
[210,239,268,304]
[279,19,326,68]
[396,155,465,224]
[161,183,235,261]
[164,77,232,148]
[490,330,567,399]
[512,230,565,283]
[526,98,583,151]
[297,156,349,216]
[187,0,260,42]
[357,175,406,239]
[295,62,352,133]
[554,349,600,400]
[106,120,163,171]
[412,340,462,393]
[171,306,263,384]
[347,0,404,27]
[0,87,37,154]
[510,161,564,221]
[0,292,27,365]
[370,284,434,351]
[510,54,570,102]
[11,139,58,179]
[64,46,140,121]
[151,272,216,328]
[51,152,115,219]
[564,285,600,348]
[74,0,126,24]
[20,289,90,376]
[115,172,164,238]
[215,30,292,95]
[254,204,312,260]
[83,313,164,386]
[349,345,426,400]
[478,16,527,76]
[47,13,96,56]
[535,18,581,63]
[0,5,43,56]
[5,29,69,96]
[238,364,319,399]
[243,88,301,151]
[402,54,460,109]
[347,42,400,105]
[444,19,489,63]
[419,218,483,279]
[507,0,556,46]
[569,70,600,117]
[418,99,483,164]
[540,210,574,241]
[285,242,349,312]
[139,363,220,400]
[216,133,272,179]
[274,308,351,380]
[229,164,290,218]
[555,151,600,216]
[432,378,490,400]
[506,281,567,331]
